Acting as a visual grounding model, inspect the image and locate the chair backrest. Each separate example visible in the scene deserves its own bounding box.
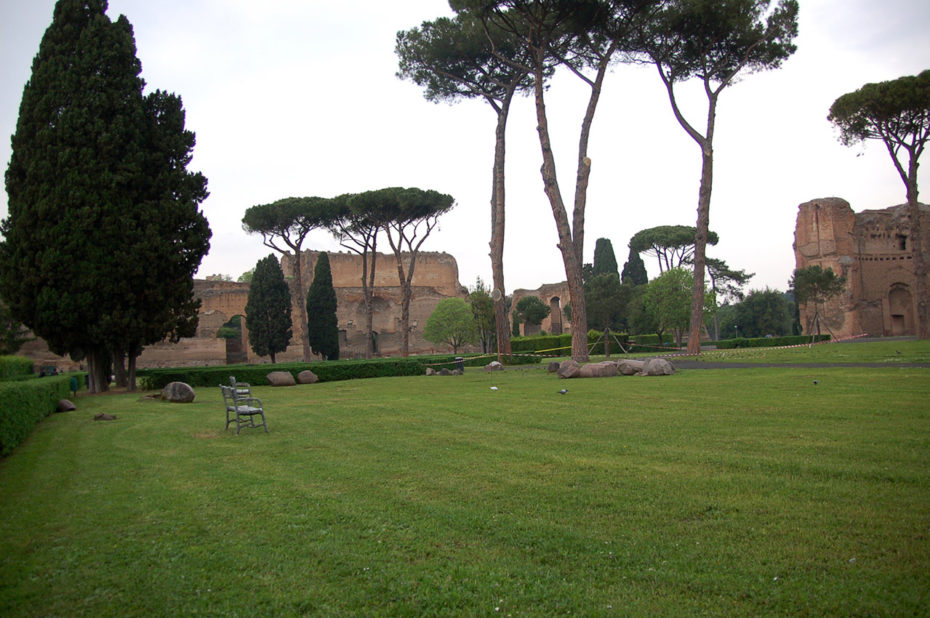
[220,385,237,410]
[229,376,251,398]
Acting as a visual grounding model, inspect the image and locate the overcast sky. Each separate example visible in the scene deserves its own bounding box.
[2,0,929,295]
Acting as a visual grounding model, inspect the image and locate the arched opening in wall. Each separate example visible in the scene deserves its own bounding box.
[550,296,563,334]
[218,315,248,364]
[888,284,913,336]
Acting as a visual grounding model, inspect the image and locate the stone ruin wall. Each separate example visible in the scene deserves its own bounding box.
[793,197,929,338]
[20,251,471,372]
[511,282,573,336]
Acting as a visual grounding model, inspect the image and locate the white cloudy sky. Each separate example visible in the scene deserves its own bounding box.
[2,0,929,294]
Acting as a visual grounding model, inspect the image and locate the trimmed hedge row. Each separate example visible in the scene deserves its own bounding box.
[511,332,636,356]
[0,356,34,380]
[716,334,831,349]
[137,354,540,390]
[0,375,71,457]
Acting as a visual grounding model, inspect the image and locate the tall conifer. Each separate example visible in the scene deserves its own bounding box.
[306,252,340,360]
[0,0,210,391]
[245,255,292,363]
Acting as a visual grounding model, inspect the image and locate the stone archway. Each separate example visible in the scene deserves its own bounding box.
[888,284,913,336]
[549,296,563,334]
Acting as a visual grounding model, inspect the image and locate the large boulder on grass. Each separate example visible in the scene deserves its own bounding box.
[557,359,581,379]
[485,361,504,372]
[547,361,561,373]
[267,371,296,386]
[578,362,619,378]
[297,370,319,384]
[642,358,676,376]
[161,382,195,403]
[618,360,646,376]
[56,399,76,412]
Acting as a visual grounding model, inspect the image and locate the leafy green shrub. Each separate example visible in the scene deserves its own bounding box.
[138,354,543,390]
[511,334,572,355]
[0,356,34,380]
[138,359,426,390]
[0,375,71,457]
[716,334,831,349]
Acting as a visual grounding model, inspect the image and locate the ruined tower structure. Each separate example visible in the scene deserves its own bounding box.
[793,197,930,338]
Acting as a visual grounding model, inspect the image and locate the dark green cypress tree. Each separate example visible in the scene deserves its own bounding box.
[592,238,618,277]
[621,247,649,286]
[306,252,340,360]
[0,0,210,391]
[245,255,293,363]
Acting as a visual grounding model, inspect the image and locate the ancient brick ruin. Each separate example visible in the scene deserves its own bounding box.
[21,251,469,370]
[793,197,930,338]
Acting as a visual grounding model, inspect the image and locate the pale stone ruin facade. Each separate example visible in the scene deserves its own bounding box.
[793,197,930,338]
[511,282,572,336]
[20,250,470,371]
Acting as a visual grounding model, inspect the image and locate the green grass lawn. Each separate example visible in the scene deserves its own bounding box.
[1,353,929,615]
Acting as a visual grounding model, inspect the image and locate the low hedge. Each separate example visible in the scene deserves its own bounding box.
[0,375,71,457]
[510,332,629,356]
[716,334,831,349]
[137,354,541,390]
[0,356,34,380]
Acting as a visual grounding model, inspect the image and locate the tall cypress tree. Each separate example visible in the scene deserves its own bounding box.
[592,238,619,277]
[0,0,210,391]
[306,252,339,360]
[621,247,649,286]
[245,255,292,363]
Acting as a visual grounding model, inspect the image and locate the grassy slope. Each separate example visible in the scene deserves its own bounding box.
[0,352,928,615]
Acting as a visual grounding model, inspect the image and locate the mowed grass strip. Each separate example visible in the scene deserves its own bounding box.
[0,364,928,616]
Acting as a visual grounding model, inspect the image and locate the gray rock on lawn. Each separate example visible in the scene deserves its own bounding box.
[547,361,561,373]
[557,359,581,379]
[56,399,77,412]
[267,371,296,386]
[642,357,675,376]
[618,359,645,376]
[578,361,619,378]
[425,367,436,376]
[161,382,195,403]
[297,370,319,384]
[485,361,504,372]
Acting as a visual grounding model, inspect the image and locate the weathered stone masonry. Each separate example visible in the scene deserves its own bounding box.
[793,197,930,338]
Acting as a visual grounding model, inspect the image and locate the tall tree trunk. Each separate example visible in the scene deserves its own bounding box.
[112,347,128,388]
[292,251,312,362]
[906,156,928,339]
[127,346,138,392]
[86,347,109,394]
[490,84,517,360]
[363,246,378,358]
[529,46,612,363]
[686,89,719,355]
[687,140,714,354]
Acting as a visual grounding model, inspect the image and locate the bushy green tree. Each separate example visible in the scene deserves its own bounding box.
[592,238,619,277]
[306,252,339,360]
[829,70,930,339]
[643,268,715,348]
[246,255,293,363]
[789,265,846,337]
[423,298,478,354]
[584,273,632,356]
[635,0,798,353]
[621,246,648,287]
[515,296,551,332]
[243,196,336,361]
[734,288,791,338]
[469,278,496,354]
[0,0,210,392]
[0,304,31,355]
